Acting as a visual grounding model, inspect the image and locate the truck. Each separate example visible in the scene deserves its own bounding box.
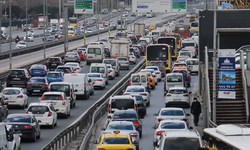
[59,18,65,29]
[1,27,7,40]
[38,16,48,29]
[134,23,145,36]
[110,39,130,58]
[50,19,59,27]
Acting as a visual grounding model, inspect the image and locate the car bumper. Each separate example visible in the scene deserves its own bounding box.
[36,117,54,125]
[165,101,190,107]
[93,82,105,87]
[27,89,48,94]
[120,64,129,68]
[6,100,25,106]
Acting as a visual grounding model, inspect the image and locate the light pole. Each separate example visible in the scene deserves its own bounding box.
[9,0,12,69]
[59,0,61,18]
[25,0,28,44]
[0,0,3,53]
[63,4,68,53]
[43,0,46,58]
[97,1,99,41]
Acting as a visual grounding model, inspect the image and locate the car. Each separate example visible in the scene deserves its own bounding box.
[129,73,151,93]
[23,24,31,31]
[86,77,95,96]
[28,30,35,36]
[117,57,130,70]
[154,107,190,128]
[186,14,191,18]
[77,47,87,60]
[177,55,190,63]
[46,36,56,42]
[145,66,162,82]
[134,44,145,55]
[131,13,136,17]
[26,77,49,95]
[23,35,34,42]
[87,29,92,33]
[172,69,191,87]
[46,57,63,70]
[46,71,64,83]
[137,72,156,90]
[94,130,137,150]
[42,33,52,41]
[68,33,75,37]
[6,68,31,88]
[65,62,81,73]
[102,59,120,77]
[102,121,140,150]
[87,73,106,89]
[29,64,48,77]
[137,40,147,50]
[63,52,81,64]
[2,87,28,108]
[112,9,117,13]
[0,99,8,122]
[40,92,71,118]
[4,114,41,142]
[26,102,58,128]
[126,17,130,21]
[148,61,166,77]
[165,86,191,108]
[129,52,137,64]
[80,27,85,33]
[106,64,115,80]
[124,85,150,107]
[55,31,63,38]
[164,73,184,95]
[99,26,105,30]
[16,41,27,49]
[110,110,143,138]
[51,26,58,32]
[140,69,158,85]
[172,62,190,72]
[132,95,146,117]
[154,120,190,141]
[55,65,74,74]
[73,50,85,60]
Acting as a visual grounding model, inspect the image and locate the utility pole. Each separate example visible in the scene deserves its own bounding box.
[84,14,86,45]
[43,0,46,58]
[0,0,3,53]
[97,1,99,41]
[9,0,12,69]
[59,0,62,18]
[25,0,28,44]
[64,4,68,53]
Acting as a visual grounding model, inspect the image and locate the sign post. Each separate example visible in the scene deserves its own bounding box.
[74,0,93,14]
[172,0,187,12]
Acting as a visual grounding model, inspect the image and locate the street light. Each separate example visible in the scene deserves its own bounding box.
[9,0,12,69]
[43,0,46,59]
[25,0,28,44]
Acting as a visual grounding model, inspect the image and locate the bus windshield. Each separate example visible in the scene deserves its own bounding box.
[147,46,169,67]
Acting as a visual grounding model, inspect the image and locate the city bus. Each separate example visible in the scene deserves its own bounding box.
[146,44,172,73]
[157,37,178,60]
[69,17,77,27]
[190,21,199,32]
[202,124,250,150]
[189,15,196,23]
[167,33,181,49]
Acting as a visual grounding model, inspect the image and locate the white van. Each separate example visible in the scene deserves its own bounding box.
[164,73,184,95]
[89,63,109,85]
[181,39,197,48]
[186,58,199,74]
[86,44,105,65]
[63,73,90,99]
[179,50,193,58]
[102,58,120,76]
[48,82,77,108]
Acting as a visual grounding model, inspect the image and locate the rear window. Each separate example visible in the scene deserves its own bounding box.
[172,70,187,74]
[10,70,24,76]
[47,73,62,78]
[182,43,195,47]
[108,124,133,130]
[88,48,101,55]
[87,74,101,78]
[111,99,135,110]
[6,116,31,123]
[42,94,62,100]
[30,78,46,83]
[103,60,116,66]
[169,89,187,94]
[118,58,128,61]
[146,67,158,71]
[113,112,137,119]
[91,67,105,73]
[167,75,182,82]
[3,89,20,95]
[161,122,186,129]
[126,88,145,92]
[28,106,49,114]
[180,52,191,57]
[49,58,60,62]
[50,85,70,96]
[31,65,44,70]
[160,110,184,116]
[102,138,129,144]
[186,60,198,65]
[131,75,140,82]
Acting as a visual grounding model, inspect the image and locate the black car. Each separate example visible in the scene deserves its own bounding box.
[5,114,41,142]
[132,95,146,117]
[134,44,145,56]
[104,48,110,57]
[6,69,31,88]
[0,99,8,122]
[26,77,49,96]
[46,57,63,70]
[55,66,74,74]
[111,110,143,138]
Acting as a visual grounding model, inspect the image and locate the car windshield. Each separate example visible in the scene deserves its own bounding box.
[6,116,31,123]
[91,67,105,73]
[18,42,26,45]
[3,89,20,95]
[167,75,183,82]
[182,43,195,47]
[66,52,77,56]
[42,95,62,100]
[186,60,198,65]
[126,88,144,92]
[111,99,135,110]
[160,110,184,116]
[138,40,146,44]
[169,89,187,94]
[30,78,46,83]
[102,138,130,144]
[118,58,128,61]
[160,122,186,129]
[65,63,78,67]
[108,124,133,130]
[47,73,61,78]
[163,138,200,150]
[88,74,101,78]
[50,85,70,96]
[28,106,49,114]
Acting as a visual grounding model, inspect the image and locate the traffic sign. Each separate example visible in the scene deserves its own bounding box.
[172,0,187,12]
[74,0,93,14]
[132,0,171,13]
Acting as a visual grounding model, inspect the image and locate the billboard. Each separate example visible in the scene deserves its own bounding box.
[74,0,93,14]
[132,0,172,13]
[218,49,236,99]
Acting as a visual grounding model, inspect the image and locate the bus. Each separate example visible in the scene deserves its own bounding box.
[117,19,126,30]
[202,124,250,150]
[157,37,178,60]
[189,15,196,23]
[69,17,77,27]
[146,44,172,73]
[167,33,181,49]
[190,21,199,32]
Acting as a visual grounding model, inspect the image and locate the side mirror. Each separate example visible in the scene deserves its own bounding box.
[74,89,78,92]
[68,97,72,100]
[190,126,193,130]
[133,140,138,144]
[153,113,158,116]
[107,116,112,119]
[186,113,190,116]
[93,140,98,144]
[38,120,42,123]
[189,92,192,95]
[101,127,106,130]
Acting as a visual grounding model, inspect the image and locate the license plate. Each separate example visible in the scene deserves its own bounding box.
[13,78,20,80]
[88,56,93,58]
[8,101,15,103]
[174,99,181,101]
[33,90,40,92]
[35,114,43,117]
[52,64,57,66]
[35,72,40,74]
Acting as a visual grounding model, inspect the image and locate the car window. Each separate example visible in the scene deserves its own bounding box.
[173,64,186,67]
[169,89,187,94]
[163,137,200,149]
[50,85,70,96]
[186,60,198,65]
[31,65,44,70]
[108,124,133,130]
[6,116,31,123]
[118,58,128,61]
[111,99,135,110]
[30,78,46,83]
[87,74,101,78]
[88,48,101,55]
[180,52,191,57]
[172,70,187,74]
[3,89,20,95]
[49,58,60,62]
[160,122,185,129]
[47,73,62,78]
[10,70,24,75]
[102,138,129,144]
[28,106,49,114]
[103,60,116,66]
[126,88,145,92]
[167,75,182,82]
[160,110,184,116]
[42,94,62,100]
[91,67,105,73]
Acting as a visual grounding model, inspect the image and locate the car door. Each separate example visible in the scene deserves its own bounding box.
[50,105,57,120]
[32,116,39,134]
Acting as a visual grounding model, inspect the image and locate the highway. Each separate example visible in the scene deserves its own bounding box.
[7,13,178,150]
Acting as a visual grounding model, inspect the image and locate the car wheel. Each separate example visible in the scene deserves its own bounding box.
[37,130,41,139]
[92,90,94,95]
[50,120,55,129]
[165,103,168,107]
[32,132,37,142]
[70,102,73,108]
[102,85,106,89]
[139,130,142,138]
[136,145,139,150]
[18,144,21,150]
[144,109,147,116]
[127,67,129,70]
[73,101,76,107]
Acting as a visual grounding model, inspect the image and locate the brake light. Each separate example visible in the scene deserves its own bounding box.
[75,68,80,70]
[7,75,12,79]
[129,80,131,85]
[24,125,32,129]
[46,62,49,65]
[25,111,29,114]
[97,148,106,150]
[59,62,62,65]
[182,118,187,122]
[129,132,138,137]
[17,95,23,98]
[43,70,46,73]
[161,66,165,69]
[97,79,102,81]
[156,131,164,136]
[108,104,111,113]
[27,84,31,87]
[153,75,156,77]
[158,118,163,122]
[42,84,47,87]
[70,89,73,98]
[166,94,171,97]
[186,75,190,77]
[132,57,135,58]
[183,94,189,97]
[48,111,52,117]
[62,101,65,105]
[139,103,144,107]
[140,93,147,96]
[110,70,113,72]
[21,76,27,78]
[126,61,129,64]
[133,121,140,126]
[29,70,32,73]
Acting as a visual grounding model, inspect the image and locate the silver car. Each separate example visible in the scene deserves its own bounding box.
[102,121,140,150]
[16,41,27,49]
[117,57,129,70]
[63,52,81,64]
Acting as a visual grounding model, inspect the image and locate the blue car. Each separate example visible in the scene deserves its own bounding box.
[46,71,64,83]
[29,64,47,77]
[172,69,191,87]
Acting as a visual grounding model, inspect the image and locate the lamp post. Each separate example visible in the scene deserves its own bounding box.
[9,0,12,69]
[0,0,3,53]
[43,0,46,58]
[59,0,62,18]
[25,0,27,44]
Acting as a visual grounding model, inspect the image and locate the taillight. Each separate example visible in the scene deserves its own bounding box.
[132,57,135,58]
[27,84,31,87]
[140,93,147,96]
[124,93,130,95]
[75,68,80,70]
[186,75,190,77]
[70,89,73,98]
[29,70,32,73]
[140,103,144,107]
[24,125,32,129]
[97,79,102,81]
[62,101,65,105]
[48,111,52,117]
[7,75,12,79]
[156,72,160,74]
[59,62,62,65]
[126,61,129,64]
[149,78,153,81]
[108,104,111,113]
[129,132,138,137]
[142,49,144,51]
[42,84,47,87]
[166,94,171,97]
[21,76,27,78]
[110,70,113,72]
[158,118,163,122]
[129,80,131,85]
[183,94,189,97]
[156,131,164,136]
[17,95,23,98]
[182,118,187,122]
[75,56,78,58]
[135,104,137,112]
[153,75,156,77]
[133,121,140,126]
[97,148,106,150]
[43,70,46,73]
[25,111,29,114]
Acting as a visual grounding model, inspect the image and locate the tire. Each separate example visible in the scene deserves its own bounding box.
[50,121,55,129]
[73,101,76,107]
[144,109,147,116]
[54,121,57,127]
[18,145,21,150]
[139,130,142,138]
[68,109,71,117]
[102,85,106,90]
[32,132,37,142]
[136,145,139,150]
[165,103,168,107]
[127,67,129,70]
[70,102,73,108]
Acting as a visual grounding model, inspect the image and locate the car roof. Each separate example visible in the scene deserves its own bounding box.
[101,133,129,138]
[3,87,22,90]
[43,92,64,95]
[126,85,145,89]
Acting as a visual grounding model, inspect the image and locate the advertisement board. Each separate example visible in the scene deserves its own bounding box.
[74,0,93,14]
[132,0,172,13]
[218,49,236,99]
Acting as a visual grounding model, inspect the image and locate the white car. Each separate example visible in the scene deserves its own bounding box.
[46,28,52,33]
[6,125,21,150]
[87,29,93,33]
[80,27,85,33]
[140,69,158,85]
[145,66,162,82]
[165,86,191,108]
[65,62,81,73]
[106,64,115,80]
[28,30,35,36]
[26,102,58,128]
[40,92,71,118]
[127,31,134,37]
[23,35,34,42]
[16,41,27,49]
[186,14,191,18]
[99,26,105,30]
[129,52,137,64]
[2,87,28,108]
[123,85,150,107]
[87,73,106,89]
[154,120,189,141]
[154,107,190,128]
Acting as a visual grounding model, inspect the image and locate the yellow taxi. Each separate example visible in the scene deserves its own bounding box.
[177,55,190,62]
[137,71,156,90]
[95,131,136,150]
[112,9,117,13]
[68,33,75,37]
